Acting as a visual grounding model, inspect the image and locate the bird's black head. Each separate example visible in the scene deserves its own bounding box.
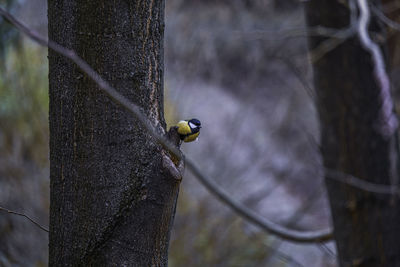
[189,118,201,128]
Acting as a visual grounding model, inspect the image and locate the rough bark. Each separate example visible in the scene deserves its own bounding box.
[48,1,182,266]
[305,1,400,266]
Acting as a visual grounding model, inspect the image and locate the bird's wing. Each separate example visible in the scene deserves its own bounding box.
[177,120,192,135]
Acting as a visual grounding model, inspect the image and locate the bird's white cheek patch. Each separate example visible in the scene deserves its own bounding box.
[189,122,196,129]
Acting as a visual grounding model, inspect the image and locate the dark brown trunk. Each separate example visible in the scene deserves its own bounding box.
[304,1,400,266]
[381,0,400,101]
[48,1,180,266]
[382,0,400,70]
[273,0,299,12]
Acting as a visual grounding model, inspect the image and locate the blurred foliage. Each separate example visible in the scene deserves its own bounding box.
[0,0,23,67]
[0,39,49,265]
[0,40,49,167]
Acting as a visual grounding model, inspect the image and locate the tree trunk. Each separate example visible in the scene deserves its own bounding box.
[381,0,400,101]
[48,1,181,266]
[382,0,400,71]
[304,1,400,266]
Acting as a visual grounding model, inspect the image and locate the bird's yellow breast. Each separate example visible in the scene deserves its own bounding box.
[177,120,192,135]
[183,131,200,142]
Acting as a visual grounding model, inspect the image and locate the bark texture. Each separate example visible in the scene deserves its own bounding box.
[305,1,400,266]
[48,1,181,266]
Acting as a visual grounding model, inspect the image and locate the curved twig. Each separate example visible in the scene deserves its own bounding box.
[356,0,398,137]
[186,160,333,242]
[324,168,399,195]
[372,5,400,32]
[0,205,49,232]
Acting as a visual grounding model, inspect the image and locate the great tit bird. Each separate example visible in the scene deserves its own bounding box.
[177,118,201,142]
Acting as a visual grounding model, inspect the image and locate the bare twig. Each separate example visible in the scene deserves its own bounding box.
[0,206,49,232]
[382,1,400,14]
[372,5,400,32]
[275,55,316,101]
[324,168,400,195]
[306,134,400,196]
[187,161,332,243]
[318,243,337,259]
[308,26,355,63]
[356,0,398,137]
[266,245,305,267]
[263,185,326,265]
[0,6,178,157]
[0,7,333,243]
[237,25,354,41]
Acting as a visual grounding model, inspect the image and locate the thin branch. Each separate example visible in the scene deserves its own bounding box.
[275,55,316,101]
[0,206,49,232]
[356,0,398,137]
[237,25,353,41]
[0,7,178,156]
[324,168,400,195]
[265,245,305,267]
[263,184,327,266]
[318,243,337,260]
[309,29,354,63]
[382,1,400,14]
[0,7,333,243]
[372,5,400,32]
[306,134,400,196]
[305,1,357,63]
[187,161,333,243]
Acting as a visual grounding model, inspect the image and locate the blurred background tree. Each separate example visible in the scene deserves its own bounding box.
[305,0,400,265]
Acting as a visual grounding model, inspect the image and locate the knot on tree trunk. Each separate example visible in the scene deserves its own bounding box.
[162,126,185,181]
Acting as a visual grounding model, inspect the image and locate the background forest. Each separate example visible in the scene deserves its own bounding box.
[2,0,396,266]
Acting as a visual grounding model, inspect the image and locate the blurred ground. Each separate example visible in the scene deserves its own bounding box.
[0,0,338,266]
